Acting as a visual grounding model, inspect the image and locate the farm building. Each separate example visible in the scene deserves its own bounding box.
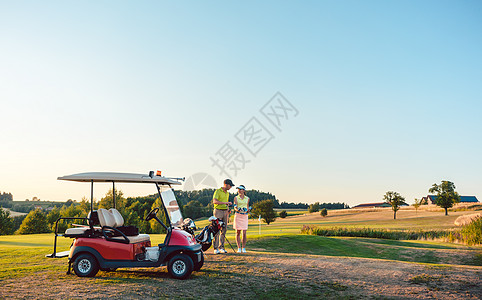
[421,195,479,205]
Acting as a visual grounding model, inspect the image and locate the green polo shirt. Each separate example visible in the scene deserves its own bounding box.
[213,188,229,210]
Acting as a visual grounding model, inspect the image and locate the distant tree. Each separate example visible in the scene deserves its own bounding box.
[320,208,328,217]
[173,188,278,208]
[0,192,13,202]
[124,194,157,232]
[279,210,288,218]
[46,207,62,232]
[149,197,168,234]
[79,197,92,215]
[413,198,422,214]
[251,199,277,225]
[429,181,461,216]
[279,202,309,209]
[0,192,14,209]
[98,189,126,212]
[183,200,204,219]
[18,209,50,234]
[0,208,14,235]
[308,202,320,213]
[12,215,26,233]
[383,191,406,220]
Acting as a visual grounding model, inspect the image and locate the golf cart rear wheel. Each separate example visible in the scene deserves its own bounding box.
[168,254,193,279]
[73,254,99,277]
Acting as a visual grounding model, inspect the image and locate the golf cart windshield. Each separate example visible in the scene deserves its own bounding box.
[161,189,183,228]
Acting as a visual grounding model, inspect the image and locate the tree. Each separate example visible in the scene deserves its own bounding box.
[12,215,26,233]
[320,208,328,217]
[308,202,320,213]
[250,199,277,225]
[279,210,287,218]
[0,208,14,235]
[46,207,62,232]
[383,191,406,220]
[183,200,204,220]
[18,209,50,234]
[149,197,168,234]
[98,189,126,213]
[413,198,422,214]
[429,181,461,216]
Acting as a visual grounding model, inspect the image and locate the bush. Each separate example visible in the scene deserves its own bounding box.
[18,209,50,234]
[320,208,327,217]
[460,217,482,245]
[300,225,452,241]
[279,210,287,218]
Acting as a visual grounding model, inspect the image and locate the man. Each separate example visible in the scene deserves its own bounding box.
[212,179,233,254]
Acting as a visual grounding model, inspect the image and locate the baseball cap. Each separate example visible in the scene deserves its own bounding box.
[224,179,234,186]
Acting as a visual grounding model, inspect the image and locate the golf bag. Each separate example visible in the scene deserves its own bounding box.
[180,218,197,236]
[195,216,224,251]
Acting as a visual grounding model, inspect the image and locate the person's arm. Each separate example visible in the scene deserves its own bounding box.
[213,198,229,205]
[212,191,232,206]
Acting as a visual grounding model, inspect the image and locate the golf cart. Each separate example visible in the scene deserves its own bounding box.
[46,171,203,279]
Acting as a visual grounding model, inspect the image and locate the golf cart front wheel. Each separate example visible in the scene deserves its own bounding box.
[73,253,99,277]
[168,254,193,280]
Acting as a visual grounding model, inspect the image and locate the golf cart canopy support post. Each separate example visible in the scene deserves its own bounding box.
[156,182,172,227]
[112,181,116,209]
[90,180,94,214]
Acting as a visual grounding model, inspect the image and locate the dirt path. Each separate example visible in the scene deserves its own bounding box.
[1,251,481,299]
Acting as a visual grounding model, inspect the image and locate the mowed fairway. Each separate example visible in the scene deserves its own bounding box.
[1,208,481,299]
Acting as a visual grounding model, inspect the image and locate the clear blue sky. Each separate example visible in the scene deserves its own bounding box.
[1,1,481,206]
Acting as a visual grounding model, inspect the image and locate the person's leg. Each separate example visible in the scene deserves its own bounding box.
[213,209,223,250]
[242,230,247,249]
[219,210,228,250]
[236,230,241,248]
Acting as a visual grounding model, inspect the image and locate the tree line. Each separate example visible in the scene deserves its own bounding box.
[0,187,351,235]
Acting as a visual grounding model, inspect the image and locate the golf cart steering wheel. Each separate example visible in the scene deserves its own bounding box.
[145,207,160,221]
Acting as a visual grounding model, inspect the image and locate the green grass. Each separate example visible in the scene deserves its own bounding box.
[248,235,482,266]
[1,207,481,283]
[0,233,167,279]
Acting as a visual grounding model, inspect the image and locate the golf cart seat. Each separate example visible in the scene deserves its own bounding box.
[97,208,150,244]
[63,210,101,237]
[64,227,90,237]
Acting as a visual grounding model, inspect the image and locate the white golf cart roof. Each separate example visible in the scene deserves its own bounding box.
[58,172,182,185]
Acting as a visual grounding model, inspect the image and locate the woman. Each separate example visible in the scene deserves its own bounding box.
[233,185,250,253]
